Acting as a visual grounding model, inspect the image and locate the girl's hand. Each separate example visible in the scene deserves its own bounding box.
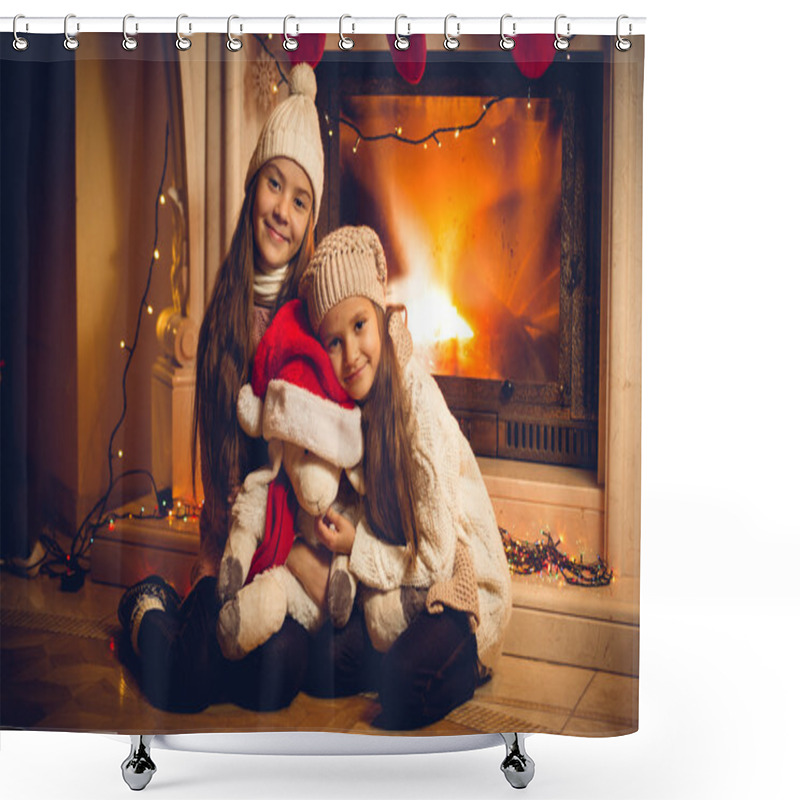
[315,508,355,555]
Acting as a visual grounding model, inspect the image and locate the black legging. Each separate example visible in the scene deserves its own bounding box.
[134,576,310,713]
[305,604,479,730]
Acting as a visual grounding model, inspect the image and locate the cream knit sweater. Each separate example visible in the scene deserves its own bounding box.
[349,356,513,668]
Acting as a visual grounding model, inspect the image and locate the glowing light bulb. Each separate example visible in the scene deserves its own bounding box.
[147,305,153,315]
[395,126,402,136]
[492,137,496,146]
[159,194,166,205]
[454,129,460,138]
[120,340,126,349]
[423,142,428,150]
[117,450,123,459]
[271,83,278,94]
[153,248,160,260]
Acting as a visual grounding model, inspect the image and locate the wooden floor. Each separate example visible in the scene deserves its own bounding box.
[1,571,637,737]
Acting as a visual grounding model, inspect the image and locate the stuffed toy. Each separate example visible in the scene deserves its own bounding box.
[216,299,364,661]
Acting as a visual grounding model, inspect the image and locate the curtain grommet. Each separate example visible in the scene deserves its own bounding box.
[64,13,79,51]
[554,14,570,51]
[444,14,460,51]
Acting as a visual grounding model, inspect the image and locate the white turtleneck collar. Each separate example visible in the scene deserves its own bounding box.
[253,263,289,311]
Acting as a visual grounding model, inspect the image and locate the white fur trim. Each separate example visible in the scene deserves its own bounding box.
[263,379,362,468]
[237,383,263,438]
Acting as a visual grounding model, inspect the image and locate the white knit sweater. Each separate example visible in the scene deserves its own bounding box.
[349,356,513,667]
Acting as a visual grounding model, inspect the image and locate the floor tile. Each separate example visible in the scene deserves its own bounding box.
[477,654,595,714]
[570,672,638,729]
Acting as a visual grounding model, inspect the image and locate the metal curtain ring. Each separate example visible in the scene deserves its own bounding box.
[554,14,570,51]
[283,15,298,51]
[64,14,79,51]
[227,15,243,52]
[500,14,515,51]
[394,15,410,51]
[12,15,29,51]
[176,14,192,51]
[444,14,460,51]
[339,15,355,50]
[616,15,632,52]
[122,15,138,51]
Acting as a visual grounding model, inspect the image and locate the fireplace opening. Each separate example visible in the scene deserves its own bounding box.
[317,52,604,468]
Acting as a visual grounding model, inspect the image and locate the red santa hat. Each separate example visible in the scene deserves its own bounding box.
[251,299,362,469]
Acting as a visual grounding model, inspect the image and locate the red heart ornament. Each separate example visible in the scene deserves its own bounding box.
[288,33,326,69]
[386,34,427,85]
[512,35,556,80]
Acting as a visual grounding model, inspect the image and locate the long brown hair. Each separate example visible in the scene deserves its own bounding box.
[192,173,315,526]
[360,304,420,561]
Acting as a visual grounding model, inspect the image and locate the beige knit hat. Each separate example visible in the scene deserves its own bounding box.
[245,63,324,224]
[300,226,413,367]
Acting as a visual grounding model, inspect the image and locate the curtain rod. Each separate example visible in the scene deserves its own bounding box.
[0,15,646,37]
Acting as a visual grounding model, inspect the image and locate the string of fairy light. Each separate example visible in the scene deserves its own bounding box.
[336,88,538,153]
[501,528,613,586]
[19,122,202,590]
[254,34,532,153]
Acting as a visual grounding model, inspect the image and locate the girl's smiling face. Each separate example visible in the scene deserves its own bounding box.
[252,157,313,272]
[319,297,382,402]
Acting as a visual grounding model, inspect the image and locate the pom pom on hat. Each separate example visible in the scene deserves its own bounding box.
[245,63,324,224]
[251,300,362,469]
[288,61,318,100]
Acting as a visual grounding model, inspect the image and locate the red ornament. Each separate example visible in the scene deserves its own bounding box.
[287,33,326,69]
[512,35,556,80]
[386,34,427,85]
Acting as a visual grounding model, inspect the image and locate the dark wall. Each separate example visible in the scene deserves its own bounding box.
[1,37,77,557]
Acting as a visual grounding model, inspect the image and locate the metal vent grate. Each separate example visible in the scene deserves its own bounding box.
[501,420,597,468]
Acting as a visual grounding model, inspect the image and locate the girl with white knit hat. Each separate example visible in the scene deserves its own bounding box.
[117,63,325,713]
[299,225,512,729]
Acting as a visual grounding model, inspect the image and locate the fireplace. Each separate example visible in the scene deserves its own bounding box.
[317,54,604,468]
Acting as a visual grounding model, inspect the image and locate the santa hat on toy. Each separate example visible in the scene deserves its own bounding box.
[251,299,362,468]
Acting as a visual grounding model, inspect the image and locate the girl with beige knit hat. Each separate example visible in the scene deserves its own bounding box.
[117,63,325,714]
[299,226,512,729]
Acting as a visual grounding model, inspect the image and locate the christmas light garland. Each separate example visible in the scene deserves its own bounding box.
[337,95,512,151]
[500,528,613,587]
[17,124,184,590]
[253,35,525,153]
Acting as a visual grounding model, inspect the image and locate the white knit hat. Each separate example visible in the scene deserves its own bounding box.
[300,226,387,332]
[245,63,324,224]
[300,226,413,367]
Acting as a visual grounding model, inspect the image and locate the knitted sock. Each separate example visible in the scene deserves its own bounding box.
[130,596,166,657]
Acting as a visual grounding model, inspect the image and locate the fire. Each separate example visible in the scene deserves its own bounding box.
[341,94,563,380]
[385,209,473,372]
[390,276,473,347]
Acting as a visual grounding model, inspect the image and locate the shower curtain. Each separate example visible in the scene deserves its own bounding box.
[0,22,643,740]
